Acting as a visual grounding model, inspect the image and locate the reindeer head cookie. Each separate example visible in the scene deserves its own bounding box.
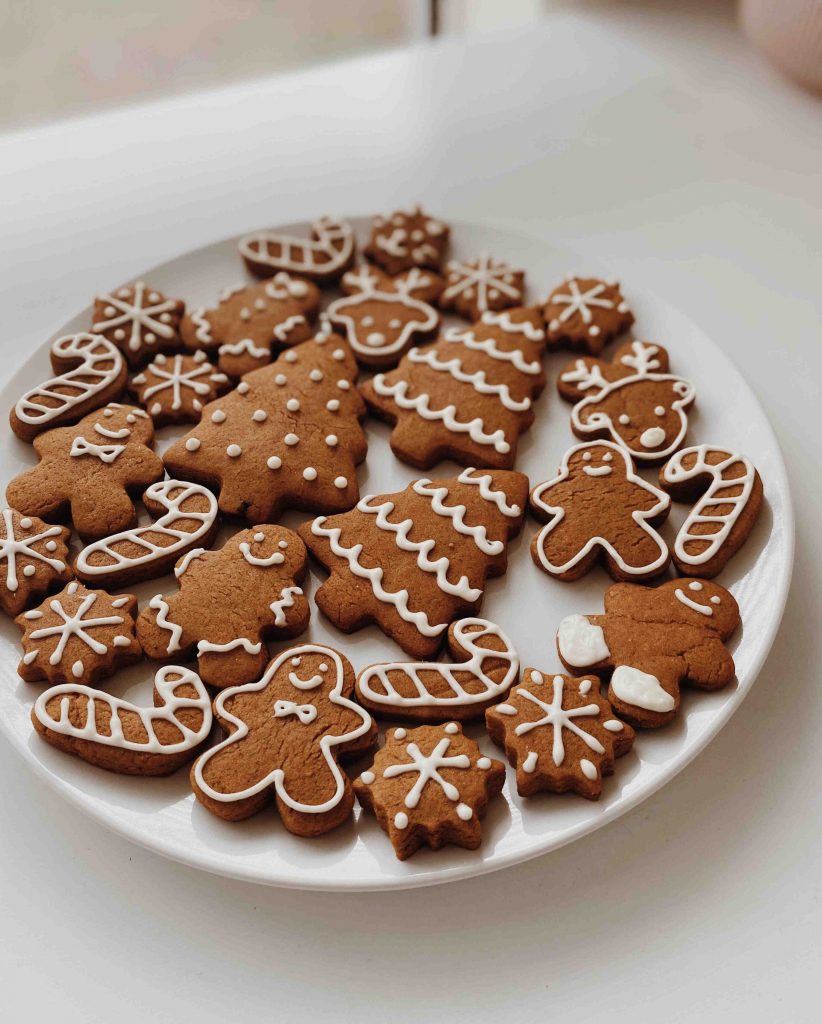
[558,340,695,463]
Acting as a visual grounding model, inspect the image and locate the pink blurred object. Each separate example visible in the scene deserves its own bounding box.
[740,0,822,93]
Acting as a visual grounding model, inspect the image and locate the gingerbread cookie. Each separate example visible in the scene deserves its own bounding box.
[542,275,633,354]
[364,207,449,276]
[558,340,695,462]
[361,308,547,470]
[11,333,127,442]
[486,671,634,800]
[75,479,219,587]
[556,578,740,728]
[529,440,671,581]
[163,333,367,523]
[16,581,141,686]
[0,509,72,617]
[439,254,525,321]
[180,274,320,377]
[326,265,441,368]
[660,445,763,578]
[354,722,505,860]
[92,282,185,368]
[239,216,355,282]
[128,351,230,425]
[191,643,376,834]
[300,468,528,659]
[137,525,309,689]
[356,618,519,723]
[32,665,212,776]
[6,403,163,542]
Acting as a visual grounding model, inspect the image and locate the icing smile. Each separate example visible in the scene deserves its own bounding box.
[583,465,612,477]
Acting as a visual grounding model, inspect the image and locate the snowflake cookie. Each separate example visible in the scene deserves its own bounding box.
[529,440,671,582]
[365,206,449,276]
[180,273,320,378]
[439,254,525,322]
[354,722,505,860]
[16,581,141,686]
[556,578,740,729]
[0,509,72,618]
[191,642,377,835]
[486,671,634,800]
[6,403,163,542]
[128,351,230,425]
[542,274,633,355]
[239,216,356,283]
[137,525,309,689]
[32,665,212,776]
[92,282,185,368]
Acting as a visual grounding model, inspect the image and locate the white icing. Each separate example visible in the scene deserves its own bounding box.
[148,594,183,654]
[138,354,221,411]
[442,254,523,312]
[239,217,354,278]
[28,590,126,667]
[522,750,538,773]
[548,278,615,327]
[218,338,269,359]
[93,282,177,354]
[270,586,303,626]
[273,314,308,342]
[674,584,715,616]
[239,534,285,567]
[457,467,521,517]
[442,325,541,374]
[610,665,675,713]
[0,509,65,593]
[383,735,470,808]
[69,436,126,463]
[406,348,531,411]
[174,547,206,577]
[508,675,605,769]
[557,614,610,667]
[411,478,505,556]
[197,637,262,655]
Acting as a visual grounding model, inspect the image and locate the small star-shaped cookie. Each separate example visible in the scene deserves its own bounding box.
[92,281,185,368]
[0,508,72,617]
[129,351,230,425]
[542,275,633,355]
[365,206,449,276]
[439,254,525,321]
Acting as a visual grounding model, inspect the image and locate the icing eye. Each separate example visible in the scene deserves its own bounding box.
[689,582,703,591]
[291,657,301,667]
[710,596,721,604]
[602,452,613,462]
[582,451,592,461]
[618,414,630,425]
[319,662,328,672]
[654,406,666,416]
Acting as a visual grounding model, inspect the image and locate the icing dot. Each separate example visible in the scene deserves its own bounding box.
[286,398,300,412]
[389,319,401,329]
[530,670,544,684]
[20,517,32,529]
[310,369,323,382]
[211,409,226,423]
[71,660,84,678]
[333,352,347,363]
[278,541,288,549]
[327,399,340,412]
[549,318,560,331]
[103,408,114,417]
[185,437,201,452]
[284,351,298,363]
[456,803,473,821]
[334,476,348,489]
[618,302,629,313]
[319,663,328,672]
[394,812,408,830]
[114,329,126,340]
[254,532,265,542]
[619,414,630,425]
[325,434,338,447]
[151,403,161,416]
[303,467,317,481]
[366,332,386,348]
[582,451,592,462]
[360,771,375,785]
[654,406,665,416]
[284,433,299,446]
[579,679,592,695]
[104,305,116,316]
[267,456,282,470]
[588,326,600,337]
[252,409,267,422]
[603,452,613,461]
[580,759,598,781]
[477,757,492,770]
[226,444,242,458]
[275,374,287,386]
[710,596,721,604]
[145,332,156,343]
[394,728,407,740]
[361,316,375,328]
[603,720,624,732]
[45,541,57,552]
[689,581,703,591]
[444,722,458,734]
[23,565,35,578]
[237,382,250,394]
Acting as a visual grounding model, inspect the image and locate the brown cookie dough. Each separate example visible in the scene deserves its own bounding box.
[239,216,356,282]
[364,206,449,276]
[128,351,230,425]
[439,254,525,321]
[0,509,72,617]
[92,282,185,368]
[542,275,633,354]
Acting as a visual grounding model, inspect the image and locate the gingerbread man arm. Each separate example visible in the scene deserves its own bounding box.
[682,637,736,691]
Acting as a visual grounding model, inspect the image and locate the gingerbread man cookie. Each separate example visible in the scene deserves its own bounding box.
[486,671,634,800]
[16,581,141,686]
[6,403,163,541]
[354,722,505,860]
[558,340,695,462]
[92,282,185,368]
[191,643,376,834]
[128,351,230,425]
[529,440,671,582]
[660,445,763,578]
[300,468,528,659]
[439,254,525,322]
[32,665,212,776]
[361,308,547,470]
[326,265,442,368]
[364,206,449,276]
[10,333,127,442]
[556,578,740,728]
[163,333,367,523]
[181,274,320,377]
[0,509,72,618]
[542,275,633,355]
[239,216,356,282]
[137,525,309,689]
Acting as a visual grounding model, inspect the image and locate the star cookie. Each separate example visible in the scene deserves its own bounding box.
[365,206,449,276]
[129,351,230,425]
[439,254,525,321]
[92,282,185,368]
[542,275,633,355]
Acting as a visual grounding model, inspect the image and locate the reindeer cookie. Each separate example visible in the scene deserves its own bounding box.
[6,403,163,542]
[32,665,212,776]
[239,216,356,282]
[137,525,309,689]
[556,578,740,728]
[439,254,525,322]
[326,265,442,368]
[558,340,695,463]
[542,274,633,355]
[191,643,377,835]
[660,445,763,577]
[356,618,519,723]
[0,509,72,617]
[354,722,505,860]
[361,308,547,470]
[92,282,185,368]
[530,440,671,581]
[128,351,230,425]
[10,333,127,442]
[365,206,449,276]
[486,671,634,800]
[180,274,320,377]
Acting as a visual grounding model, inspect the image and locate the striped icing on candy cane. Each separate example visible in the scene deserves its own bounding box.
[239,217,354,279]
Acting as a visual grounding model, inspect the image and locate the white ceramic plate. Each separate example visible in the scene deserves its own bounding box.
[0,218,793,891]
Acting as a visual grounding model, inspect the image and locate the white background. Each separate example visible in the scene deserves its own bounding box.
[1,5,819,1021]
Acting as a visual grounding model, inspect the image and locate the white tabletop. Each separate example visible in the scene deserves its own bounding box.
[1,6,818,1021]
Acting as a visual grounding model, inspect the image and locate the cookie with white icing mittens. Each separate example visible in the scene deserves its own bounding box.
[191,642,376,834]
[360,307,547,470]
[542,274,633,355]
[92,282,185,369]
[300,468,528,660]
[439,253,525,322]
[486,671,634,800]
[16,581,141,686]
[364,206,449,276]
[136,525,309,690]
[353,722,505,860]
[556,578,740,729]
[6,403,163,542]
[128,351,230,425]
[239,216,356,283]
[529,440,671,582]
[0,509,72,617]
